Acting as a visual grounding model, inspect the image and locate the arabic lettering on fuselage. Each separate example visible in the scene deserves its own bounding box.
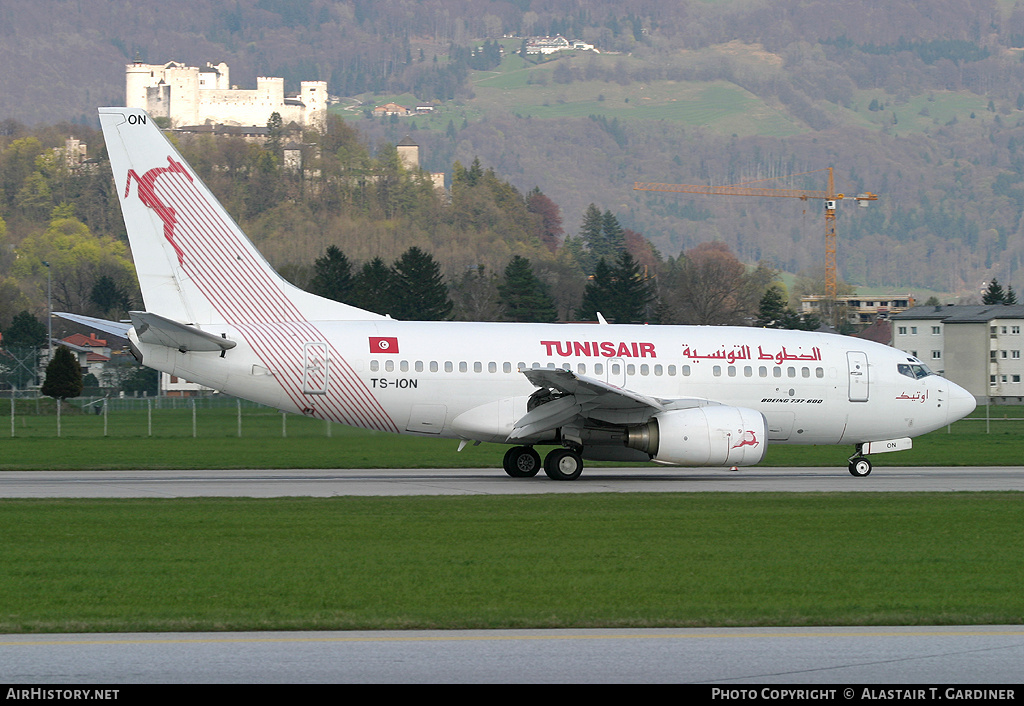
[896,390,930,403]
[681,345,822,365]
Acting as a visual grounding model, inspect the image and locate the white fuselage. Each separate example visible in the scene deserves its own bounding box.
[131,320,974,449]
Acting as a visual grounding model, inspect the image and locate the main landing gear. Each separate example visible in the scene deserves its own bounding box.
[502,445,583,481]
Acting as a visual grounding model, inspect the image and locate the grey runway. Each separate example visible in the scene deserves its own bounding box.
[2,626,1022,684]
[1,466,1023,497]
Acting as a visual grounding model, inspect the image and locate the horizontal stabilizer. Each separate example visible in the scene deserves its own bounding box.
[52,312,132,339]
[130,311,237,352]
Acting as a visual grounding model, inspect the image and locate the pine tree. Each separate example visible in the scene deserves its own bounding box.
[575,203,604,273]
[3,310,47,348]
[579,203,603,243]
[982,279,1006,305]
[89,275,132,318]
[756,286,789,327]
[575,258,614,322]
[575,252,654,323]
[41,345,83,401]
[266,111,284,153]
[389,247,453,321]
[606,250,655,323]
[1,310,46,389]
[598,209,626,260]
[498,256,557,322]
[308,245,353,302]
[756,285,820,330]
[350,257,394,315]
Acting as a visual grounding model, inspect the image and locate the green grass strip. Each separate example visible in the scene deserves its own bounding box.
[2,404,1024,469]
[1,493,1021,633]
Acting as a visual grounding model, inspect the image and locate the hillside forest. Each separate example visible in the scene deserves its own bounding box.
[0,114,803,342]
[5,0,1024,306]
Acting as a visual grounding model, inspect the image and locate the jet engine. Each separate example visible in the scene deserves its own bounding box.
[625,406,768,466]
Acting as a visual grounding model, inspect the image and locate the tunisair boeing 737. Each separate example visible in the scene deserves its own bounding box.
[84,107,975,480]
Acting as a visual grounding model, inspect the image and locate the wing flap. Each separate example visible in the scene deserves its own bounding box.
[522,367,668,411]
[513,366,719,442]
[508,396,583,442]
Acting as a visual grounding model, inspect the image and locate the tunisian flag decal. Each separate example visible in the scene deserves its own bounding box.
[369,336,399,354]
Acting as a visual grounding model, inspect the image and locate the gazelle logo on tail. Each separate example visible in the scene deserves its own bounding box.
[124,157,192,264]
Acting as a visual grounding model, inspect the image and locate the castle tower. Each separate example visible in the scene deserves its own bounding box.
[300,81,328,131]
[397,135,419,170]
[125,58,154,110]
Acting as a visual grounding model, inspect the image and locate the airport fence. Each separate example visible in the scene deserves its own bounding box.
[1,391,1021,439]
[2,392,341,439]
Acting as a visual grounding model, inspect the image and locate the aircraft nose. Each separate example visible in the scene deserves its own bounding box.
[946,381,977,424]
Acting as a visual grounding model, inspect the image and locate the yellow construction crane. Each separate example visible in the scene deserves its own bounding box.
[633,167,878,298]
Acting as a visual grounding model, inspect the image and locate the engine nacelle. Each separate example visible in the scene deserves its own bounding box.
[625,406,768,466]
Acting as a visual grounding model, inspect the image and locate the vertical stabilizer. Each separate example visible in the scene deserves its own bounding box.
[99,107,383,324]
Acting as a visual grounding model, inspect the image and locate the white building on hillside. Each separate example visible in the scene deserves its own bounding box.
[126,60,327,131]
[524,35,597,55]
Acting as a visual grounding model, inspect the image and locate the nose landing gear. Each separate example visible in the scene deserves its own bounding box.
[848,450,872,477]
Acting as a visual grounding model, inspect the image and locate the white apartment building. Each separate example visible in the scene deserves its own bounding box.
[891,305,1024,403]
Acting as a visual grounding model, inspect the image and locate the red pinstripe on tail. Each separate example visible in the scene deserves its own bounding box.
[103,107,397,432]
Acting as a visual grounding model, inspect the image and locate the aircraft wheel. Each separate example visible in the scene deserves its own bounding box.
[503,446,541,478]
[544,448,583,481]
[848,457,872,477]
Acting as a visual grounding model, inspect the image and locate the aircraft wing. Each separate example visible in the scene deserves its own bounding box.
[510,366,712,442]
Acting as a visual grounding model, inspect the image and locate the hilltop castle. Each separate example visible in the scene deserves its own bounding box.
[126,60,327,131]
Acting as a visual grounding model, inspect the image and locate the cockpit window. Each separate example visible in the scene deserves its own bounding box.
[898,363,933,380]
